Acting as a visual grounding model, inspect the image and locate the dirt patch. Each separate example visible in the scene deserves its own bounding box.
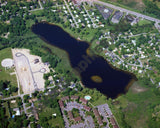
[12,49,50,94]
[130,82,148,94]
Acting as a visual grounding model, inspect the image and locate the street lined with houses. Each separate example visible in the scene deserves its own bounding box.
[64,0,79,28]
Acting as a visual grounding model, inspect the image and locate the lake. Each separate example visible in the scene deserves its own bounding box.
[32,22,137,99]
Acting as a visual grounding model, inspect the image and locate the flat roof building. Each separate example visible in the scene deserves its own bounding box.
[111,11,123,24]
[58,100,64,109]
[83,106,91,111]
[93,108,103,126]
[110,117,117,125]
[95,4,113,20]
[74,116,82,122]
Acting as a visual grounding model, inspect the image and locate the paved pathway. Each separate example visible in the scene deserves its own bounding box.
[38,0,43,9]
[30,0,43,12]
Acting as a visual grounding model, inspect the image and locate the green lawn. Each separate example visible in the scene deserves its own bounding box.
[39,106,64,128]
[72,109,80,117]
[26,19,35,28]
[76,88,107,106]
[0,48,18,96]
[31,10,44,16]
[3,101,10,117]
[10,100,18,108]
[138,19,152,26]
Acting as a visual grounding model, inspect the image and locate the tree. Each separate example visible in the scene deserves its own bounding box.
[32,91,39,97]
[23,120,29,127]
[11,86,18,93]
[0,80,9,91]
[30,123,37,128]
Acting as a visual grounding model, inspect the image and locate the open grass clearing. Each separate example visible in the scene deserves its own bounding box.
[110,79,160,128]
[39,106,64,127]
[0,48,18,96]
[138,19,153,26]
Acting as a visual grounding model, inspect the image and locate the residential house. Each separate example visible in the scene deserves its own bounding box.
[79,98,88,104]
[71,95,79,100]
[83,106,91,111]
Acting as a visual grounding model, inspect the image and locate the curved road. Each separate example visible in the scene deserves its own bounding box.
[15,52,38,91]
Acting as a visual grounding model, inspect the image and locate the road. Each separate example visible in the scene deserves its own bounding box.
[2,92,32,101]
[122,33,155,38]
[30,0,43,12]
[155,22,160,31]
[2,85,55,101]
[30,8,43,12]
[15,52,38,91]
[93,0,160,23]
[63,0,79,28]
[38,0,43,9]
[108,48,143,67]
[110,49,124,63]
[83,5,97,28]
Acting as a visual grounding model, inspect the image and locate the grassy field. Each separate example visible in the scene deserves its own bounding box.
[109,81,160,128]
[26,19,35,29]
[100,0,145,11]
[138,19,153,26]
[3,101,10,117]
[0,48,18,96]
[36,100,64,127]
[151,0,160,8]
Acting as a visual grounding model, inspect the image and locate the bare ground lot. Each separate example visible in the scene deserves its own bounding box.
[130,81,148,93]
[12,49,50,94]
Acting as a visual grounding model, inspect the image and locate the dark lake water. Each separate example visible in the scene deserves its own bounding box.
[32,22,137,99]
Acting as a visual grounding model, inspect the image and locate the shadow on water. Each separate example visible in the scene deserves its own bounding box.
[31,21,137,99]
